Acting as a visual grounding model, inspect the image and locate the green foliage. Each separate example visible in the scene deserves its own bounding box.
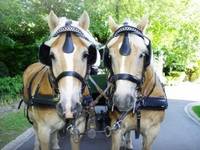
[0,0,200,76]
[192,105,200,118]
[186,60,200,81]
[0,62,9,77]
[0,75,22,105]
[0,110,31,148]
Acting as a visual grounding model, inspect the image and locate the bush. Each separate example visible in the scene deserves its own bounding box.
[0,75,22,105]
[0,61,9,77]
[186,60,200,81]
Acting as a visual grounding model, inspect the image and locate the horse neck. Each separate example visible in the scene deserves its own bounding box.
[141,65,166,97]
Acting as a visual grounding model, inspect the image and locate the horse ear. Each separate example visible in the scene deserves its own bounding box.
[108,16,118,32]
[48,10,59,32]
[137,16,149,32]
[79,11,90,30]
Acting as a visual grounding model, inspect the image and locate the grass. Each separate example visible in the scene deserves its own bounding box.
[0,95,21,106]
[0,109,31,149]
[192,105,200,118]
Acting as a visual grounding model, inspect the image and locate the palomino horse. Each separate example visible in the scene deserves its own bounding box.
[104,16,168,150]
[23,11,99,150]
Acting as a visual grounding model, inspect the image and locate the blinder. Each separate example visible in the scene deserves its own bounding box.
[39,43,51,66]
[103,47,112,70]
[88,44,97,65]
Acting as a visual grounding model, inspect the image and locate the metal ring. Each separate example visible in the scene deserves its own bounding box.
[104,126,112,137]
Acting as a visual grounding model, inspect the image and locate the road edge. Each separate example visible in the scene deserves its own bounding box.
[184,102,200,126]
[2,127,34,150]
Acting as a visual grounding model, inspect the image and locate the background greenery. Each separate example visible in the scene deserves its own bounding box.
[0,109,31,148]
[0,75,22,105]
[0,0,200,104]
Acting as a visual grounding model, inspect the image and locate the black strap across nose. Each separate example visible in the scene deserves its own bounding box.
[109,73,142,86]
[55,71,86,87]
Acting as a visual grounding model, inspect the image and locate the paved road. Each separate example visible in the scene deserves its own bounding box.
[17,100,200,150]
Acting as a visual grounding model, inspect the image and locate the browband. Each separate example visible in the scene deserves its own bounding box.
[53,23,89,41]
[113,25,143,38]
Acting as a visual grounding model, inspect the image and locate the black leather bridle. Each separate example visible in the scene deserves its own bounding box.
[105,24,151,88]
[55,71,86,92]
[109,73,143,87]
[40,21,97,93]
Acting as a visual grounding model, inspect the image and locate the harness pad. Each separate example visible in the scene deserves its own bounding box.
[138,97,168,110]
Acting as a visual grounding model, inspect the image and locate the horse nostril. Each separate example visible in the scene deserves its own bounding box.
[56,103,64,117]
[71,103,82,117]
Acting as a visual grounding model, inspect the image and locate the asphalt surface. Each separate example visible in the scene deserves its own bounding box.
[17,100,200,150]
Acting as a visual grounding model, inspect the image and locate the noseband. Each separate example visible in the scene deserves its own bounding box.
[109,73,142,86]
[55,71,86,90]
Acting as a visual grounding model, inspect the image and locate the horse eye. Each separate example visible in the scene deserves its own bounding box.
[83,52,89,59]
[50,53,55,60]
[139,53,145,58]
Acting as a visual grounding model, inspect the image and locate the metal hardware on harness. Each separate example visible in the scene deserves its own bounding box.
[70,127,81,143]
[103,110,130,137]
[86,106,97,139]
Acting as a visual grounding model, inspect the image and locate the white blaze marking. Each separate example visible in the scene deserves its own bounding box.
[60,45,77,113]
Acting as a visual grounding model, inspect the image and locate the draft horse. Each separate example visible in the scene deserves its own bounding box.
[104,16,168,150]
[22,11,98,150]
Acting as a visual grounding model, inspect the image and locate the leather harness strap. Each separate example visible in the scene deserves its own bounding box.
[109,73,142,86]
[56,71,86,87]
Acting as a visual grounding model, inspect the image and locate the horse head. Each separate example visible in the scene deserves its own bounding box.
[104,16,151,112]
[39,11,98,119]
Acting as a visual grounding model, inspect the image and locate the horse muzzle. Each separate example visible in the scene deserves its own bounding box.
[113,94,135,112]
[56,102,82,119]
